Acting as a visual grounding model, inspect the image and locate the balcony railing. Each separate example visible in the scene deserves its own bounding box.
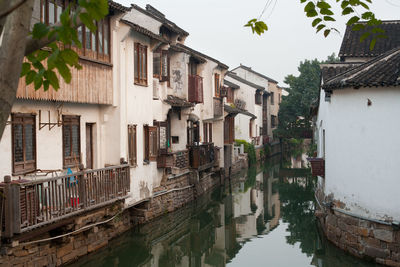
[0,165,130,237]
[188,74,203,103]
[188,143,215,171]
[214,97,223,117]
[157,150,189,169]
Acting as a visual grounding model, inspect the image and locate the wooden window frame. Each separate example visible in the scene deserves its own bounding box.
[135,43,148,86]
[227,87,234,103]
[62,115,81,168]
[11,113,37,175]
[128,125,137,166]
[144,125,158,162]
[153,49,170,83]
[209,123,212,143]
[255,91,262,105]
[40,0,64,25]
[203,122,208,143]
[214,73,220,97]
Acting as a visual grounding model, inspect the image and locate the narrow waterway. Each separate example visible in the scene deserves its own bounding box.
[68,154,381,267]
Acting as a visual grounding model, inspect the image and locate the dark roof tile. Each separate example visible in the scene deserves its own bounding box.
[339,20,400,58]
[226,72,265,91]
[232,64,278,84]
[120,20,169,43]
[320,62,362,82]
[323,48,400,90]
[224,79,240,89]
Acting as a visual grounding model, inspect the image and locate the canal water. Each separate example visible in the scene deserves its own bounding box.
[69,154,381,267]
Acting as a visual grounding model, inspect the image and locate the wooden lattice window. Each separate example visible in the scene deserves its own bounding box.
[144,125,157,161]
[214,73,220,97]
[40,0,64,25]
[62,115,81,167]
[153,50,169,82]
[11,114,36,174]
[128,125,137,166]
[134,43,148,86]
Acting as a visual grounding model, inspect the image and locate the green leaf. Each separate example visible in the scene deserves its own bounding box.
[306,10,318,17]
[44,70,59,90]
[316,1,331,9]
[20,63,31,77]
[360,31,371,42]
[312,18,322,27]
[79,12,96,32]
[36,50,49,61]
[32,23,49,39]
[347,16,360,25]
[304,2,315,12]
[55,61,72,83]
[43,80,50,91]
[34,74,43,90]
[320,8,334,15]
[352,24,365,31]
[369,38,377,50]
[324,29,331,37]
[60,49,79,65]
[342,7,354,15]
[323,16,336,22]
[26,71,36,85]
[316,24,326,33]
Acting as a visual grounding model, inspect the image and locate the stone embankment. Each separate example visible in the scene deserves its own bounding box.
[317,195,400,267]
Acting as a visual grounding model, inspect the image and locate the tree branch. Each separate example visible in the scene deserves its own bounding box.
[0,0,27,20]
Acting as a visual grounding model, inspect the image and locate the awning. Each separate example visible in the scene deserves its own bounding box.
[224,105,256,119]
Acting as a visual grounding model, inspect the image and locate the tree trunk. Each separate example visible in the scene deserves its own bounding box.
[0,0,34,139]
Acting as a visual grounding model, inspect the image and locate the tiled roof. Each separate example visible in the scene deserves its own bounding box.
[339,20,400,58]
[320,62,362,82]
[323,48,400,90]
[170,43,229,69]
[226,72,265,91]
[224,105,256,119]
[224,79,240,89]
[120,20,169,43]
[130,4,189,37]
[232,64,278,84]
[164,95,194,108]
[108,1,131,12]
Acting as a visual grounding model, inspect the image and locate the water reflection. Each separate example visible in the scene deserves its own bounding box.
[69,155,380,267]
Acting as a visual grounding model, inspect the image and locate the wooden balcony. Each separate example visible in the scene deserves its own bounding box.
[188,74,203,103]
[188,143,215,171]
[157,150,189,169]
[308,158,325,177]
[214,97,223,117]
[17,59,113,105]
[0,165,130,237]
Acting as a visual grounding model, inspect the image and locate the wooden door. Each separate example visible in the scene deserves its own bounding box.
[86,124,93,169]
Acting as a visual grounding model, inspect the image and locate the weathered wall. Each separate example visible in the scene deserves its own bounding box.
[0,100,107,180]
[316,86,400,222]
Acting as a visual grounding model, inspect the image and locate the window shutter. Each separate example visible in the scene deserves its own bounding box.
[153,50,161,79]
[149,126,158,161]
[128,125,137,166]
[215,74,220,97]
[203,123,208,143]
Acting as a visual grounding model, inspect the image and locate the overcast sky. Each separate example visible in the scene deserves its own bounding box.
[116,0,400,85]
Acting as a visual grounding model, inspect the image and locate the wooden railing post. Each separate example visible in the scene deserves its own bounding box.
[4,176,12,238]
[4,176,20,238]
[78,164,86,209]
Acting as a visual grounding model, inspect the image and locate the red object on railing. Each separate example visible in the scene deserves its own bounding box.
[188,74,203,103]
[70,197,80,207]
[308,158,325,177]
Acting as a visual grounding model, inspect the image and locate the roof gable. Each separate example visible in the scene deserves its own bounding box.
[232,65,278,84]
[339,21,400,59]
[226,72,265,91]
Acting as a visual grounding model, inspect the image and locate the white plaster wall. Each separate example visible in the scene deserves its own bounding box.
[116,23,164,205]
[0,100,105,180]
[234,114,251,143]
[316,86,400,221]
[122,8,162,35]
[233,68,269,92]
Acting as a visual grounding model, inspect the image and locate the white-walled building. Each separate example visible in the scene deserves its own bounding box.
[314,21,400,264]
